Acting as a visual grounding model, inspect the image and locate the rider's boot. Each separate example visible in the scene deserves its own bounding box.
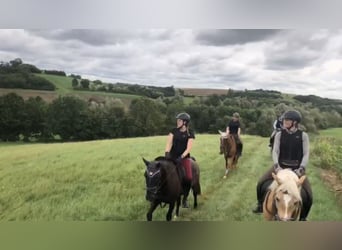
[252,202,263,213]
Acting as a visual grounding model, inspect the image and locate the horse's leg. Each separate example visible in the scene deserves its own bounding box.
[146,201,159,221]
[223,156,229,178]
[193,189,198,208]
[174,196,181,219]
[182,182,191,208]
[233,156,238,169]
[166,202,175,221]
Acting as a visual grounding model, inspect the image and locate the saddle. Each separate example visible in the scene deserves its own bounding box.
[279,160,300,170]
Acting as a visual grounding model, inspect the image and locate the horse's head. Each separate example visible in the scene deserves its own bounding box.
[143,158,163,202]
[218,130,235,155]
[270,169,306,221]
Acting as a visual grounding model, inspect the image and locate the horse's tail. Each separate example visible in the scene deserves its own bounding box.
[191,159,201,195]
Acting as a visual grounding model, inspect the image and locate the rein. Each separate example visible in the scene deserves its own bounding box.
[264,190,275,216]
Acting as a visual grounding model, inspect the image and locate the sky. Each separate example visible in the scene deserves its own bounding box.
[1,29,342,100]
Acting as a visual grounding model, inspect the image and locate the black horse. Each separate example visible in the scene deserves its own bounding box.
[143,156,201,221]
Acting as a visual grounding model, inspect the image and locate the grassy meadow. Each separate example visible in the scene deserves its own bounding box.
[0,129,342,221]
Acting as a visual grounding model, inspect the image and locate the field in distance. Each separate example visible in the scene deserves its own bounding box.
[181,88,229,96]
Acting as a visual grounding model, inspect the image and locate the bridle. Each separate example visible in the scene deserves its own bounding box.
[145,160,178,204]
[267,188,301,221]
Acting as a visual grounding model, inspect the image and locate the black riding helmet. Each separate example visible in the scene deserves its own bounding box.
[176,112,191,125]
[283,110,302,123]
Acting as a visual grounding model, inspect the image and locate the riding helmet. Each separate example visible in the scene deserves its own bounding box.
[232,112,240,118]
[176,112,191,122]
[283,110,302,123]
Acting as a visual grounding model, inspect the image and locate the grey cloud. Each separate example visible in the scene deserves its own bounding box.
[195,29,280,46]
[1,29,342,99]
[265,54,318,70]
[27,29,173,46]
[216,72,249,83]
[27,30,133,46]
[264,30,331,70]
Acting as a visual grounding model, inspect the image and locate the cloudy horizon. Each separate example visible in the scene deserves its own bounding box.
[1,29,342,100]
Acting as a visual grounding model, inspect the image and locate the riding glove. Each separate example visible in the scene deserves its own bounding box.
[294,166,305,177]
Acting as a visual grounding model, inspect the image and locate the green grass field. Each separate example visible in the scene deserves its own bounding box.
[319,127,342,137]
[0,129,341,221]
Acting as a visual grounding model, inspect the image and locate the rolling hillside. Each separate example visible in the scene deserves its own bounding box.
[0,73,141,107]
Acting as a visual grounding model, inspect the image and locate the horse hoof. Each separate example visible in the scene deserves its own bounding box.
[173,215,178,219]
[223,175,227,179]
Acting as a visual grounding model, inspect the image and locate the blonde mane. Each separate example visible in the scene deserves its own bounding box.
[264,168,306,221]
[269,169,302,201]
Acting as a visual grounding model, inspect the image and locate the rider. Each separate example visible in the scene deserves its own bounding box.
[220,112,243,157]
[252,110,313,221]
[165,112,195,208]
[269,114,284,147]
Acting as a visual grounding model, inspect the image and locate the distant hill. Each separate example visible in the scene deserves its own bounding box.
[1,58,341,120]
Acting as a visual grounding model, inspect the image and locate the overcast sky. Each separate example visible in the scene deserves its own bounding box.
[1,29,342,100]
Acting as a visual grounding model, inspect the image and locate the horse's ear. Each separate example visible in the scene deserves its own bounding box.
[142,157,150,167]
[297,175,306,186]
[272,172,281,185]
[218,130,227,137]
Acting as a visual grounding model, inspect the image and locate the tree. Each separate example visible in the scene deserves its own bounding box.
[0,93,25,141]
[254,107,275,137]
[128,98,166,136]
[46,96,88,141]
[22,97,48,141]
[80,79,90,89]
[72,78,79,88]
[9,58,23,67]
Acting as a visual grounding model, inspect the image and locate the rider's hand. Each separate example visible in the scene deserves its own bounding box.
[273,163,282,173]
[175,156,182,166]
[294,166,305,177]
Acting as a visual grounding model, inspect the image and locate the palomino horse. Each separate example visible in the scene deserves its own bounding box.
[263,169,306,221]
[218,130,239,178]
[143,156,201,221]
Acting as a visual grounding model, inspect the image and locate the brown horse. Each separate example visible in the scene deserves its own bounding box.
[219,130,239,178]
[143,156,201,221]
[263,169,306,221]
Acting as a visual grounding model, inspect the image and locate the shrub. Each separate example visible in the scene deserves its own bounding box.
[312,137,342,173]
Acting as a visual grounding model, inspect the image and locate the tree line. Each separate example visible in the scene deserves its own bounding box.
[72,79,177,99]
[0,58,55,91]
[0,91,341,142]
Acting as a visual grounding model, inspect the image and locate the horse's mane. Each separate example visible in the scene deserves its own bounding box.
[269,169,302,201]
[154,156,179,166]
[154,156,167,161]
